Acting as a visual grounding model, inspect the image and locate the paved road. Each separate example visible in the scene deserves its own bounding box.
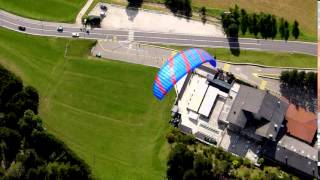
[93,40,316,96]
[0,10,316,56]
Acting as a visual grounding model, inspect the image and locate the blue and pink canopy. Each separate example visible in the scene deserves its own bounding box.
[153,48,216,100]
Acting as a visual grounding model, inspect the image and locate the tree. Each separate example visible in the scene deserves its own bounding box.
[296,71,306,87]
[227,23,239,37]
[305,71,317,91]
[167,143,194,180]
[199,7,207,24]
[270,15,277,39]
[0,127,22,168]
[292,20,300,39]
[283,20,290,41]
[251,13,260,37]
[279,18,285,38]
[231,5,240,25]
[165,0,192,17]
[193,154,213,180]
[288,69,298,86]
[166,132,176,144]
[127,0,143,7]
[183,169,196,180]
[280,70,290,84]
[259,13,267,39]
[257,158,264,166]
[240,9,248,35]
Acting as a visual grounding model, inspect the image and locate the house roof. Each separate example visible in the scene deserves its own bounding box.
[227,85,288,141]
[262,135,318,177]
[285,104,317,144]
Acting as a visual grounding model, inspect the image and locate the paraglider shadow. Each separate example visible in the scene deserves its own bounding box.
[126,0,142,21]
[227,37,240,56]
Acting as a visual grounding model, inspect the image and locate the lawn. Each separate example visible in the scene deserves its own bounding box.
[191,0,317,41]
[159,45,317,68]
[0,28,175,179]
[0,0,87,22]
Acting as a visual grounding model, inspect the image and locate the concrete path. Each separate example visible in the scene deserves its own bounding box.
[76,0,94,25]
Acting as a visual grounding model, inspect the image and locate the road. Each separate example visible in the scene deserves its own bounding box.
[0,10,317,56]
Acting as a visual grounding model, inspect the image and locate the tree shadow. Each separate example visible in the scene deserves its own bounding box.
[165,0,192,19]
[279,84,317,112]
[227,37,240,56]
[126,0,142,21]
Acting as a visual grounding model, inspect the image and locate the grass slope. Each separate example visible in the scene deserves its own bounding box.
[0,0,86,22]
[160,45,317,68]
[0,28,175,179]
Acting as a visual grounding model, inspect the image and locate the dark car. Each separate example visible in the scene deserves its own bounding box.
[100,4,107,11]
[18,26,26,31]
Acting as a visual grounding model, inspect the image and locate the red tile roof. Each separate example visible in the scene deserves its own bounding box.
[285,104,317,144]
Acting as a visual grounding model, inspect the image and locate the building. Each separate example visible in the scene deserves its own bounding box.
[285,104,317,144]
[172,66,318,178]
[227,85,288,142]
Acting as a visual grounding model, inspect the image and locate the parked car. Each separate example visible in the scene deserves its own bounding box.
[57,26,63,32]
[72,32,79,38]
[100,4,107,11]
[18,26,26,31]
[100,11,106,17]
[96,52,102,58]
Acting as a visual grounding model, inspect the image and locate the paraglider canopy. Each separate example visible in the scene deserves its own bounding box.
[153,48,216,100]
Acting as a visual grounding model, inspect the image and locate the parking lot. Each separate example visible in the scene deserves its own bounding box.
[89,3,225,37]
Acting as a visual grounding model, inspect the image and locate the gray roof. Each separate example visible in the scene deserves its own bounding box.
[262,135,318,178]
[227,85,288,141]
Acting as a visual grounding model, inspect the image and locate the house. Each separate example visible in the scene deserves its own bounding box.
[227,85,288,142]
[285,104,317,144]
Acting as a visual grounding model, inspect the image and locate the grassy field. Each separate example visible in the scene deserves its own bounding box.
[191,0,317,40]
[0,0,86,22]
[159,45,317,68]
[0,28,175,179]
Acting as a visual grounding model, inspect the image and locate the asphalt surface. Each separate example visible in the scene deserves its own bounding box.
[0,10,317,56]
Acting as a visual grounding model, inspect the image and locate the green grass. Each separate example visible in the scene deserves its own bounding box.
[159,45,316,68]
[0,27,175,179]
[0,0,87,22]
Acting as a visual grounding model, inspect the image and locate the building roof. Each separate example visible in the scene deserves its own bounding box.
[262,135,318,177]
[227,85,288,141]
[285,104,317,144]
[198,86,218,117]
[207,75,232,93]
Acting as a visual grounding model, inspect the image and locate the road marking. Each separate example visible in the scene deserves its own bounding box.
[260,80,267,90]
[171,50,177,57]
[223,64,230,72]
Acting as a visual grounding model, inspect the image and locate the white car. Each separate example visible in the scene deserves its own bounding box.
[57,26,63,32]
[72,32,79,38]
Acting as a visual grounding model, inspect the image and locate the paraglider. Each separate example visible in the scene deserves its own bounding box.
[153,48,216,100]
